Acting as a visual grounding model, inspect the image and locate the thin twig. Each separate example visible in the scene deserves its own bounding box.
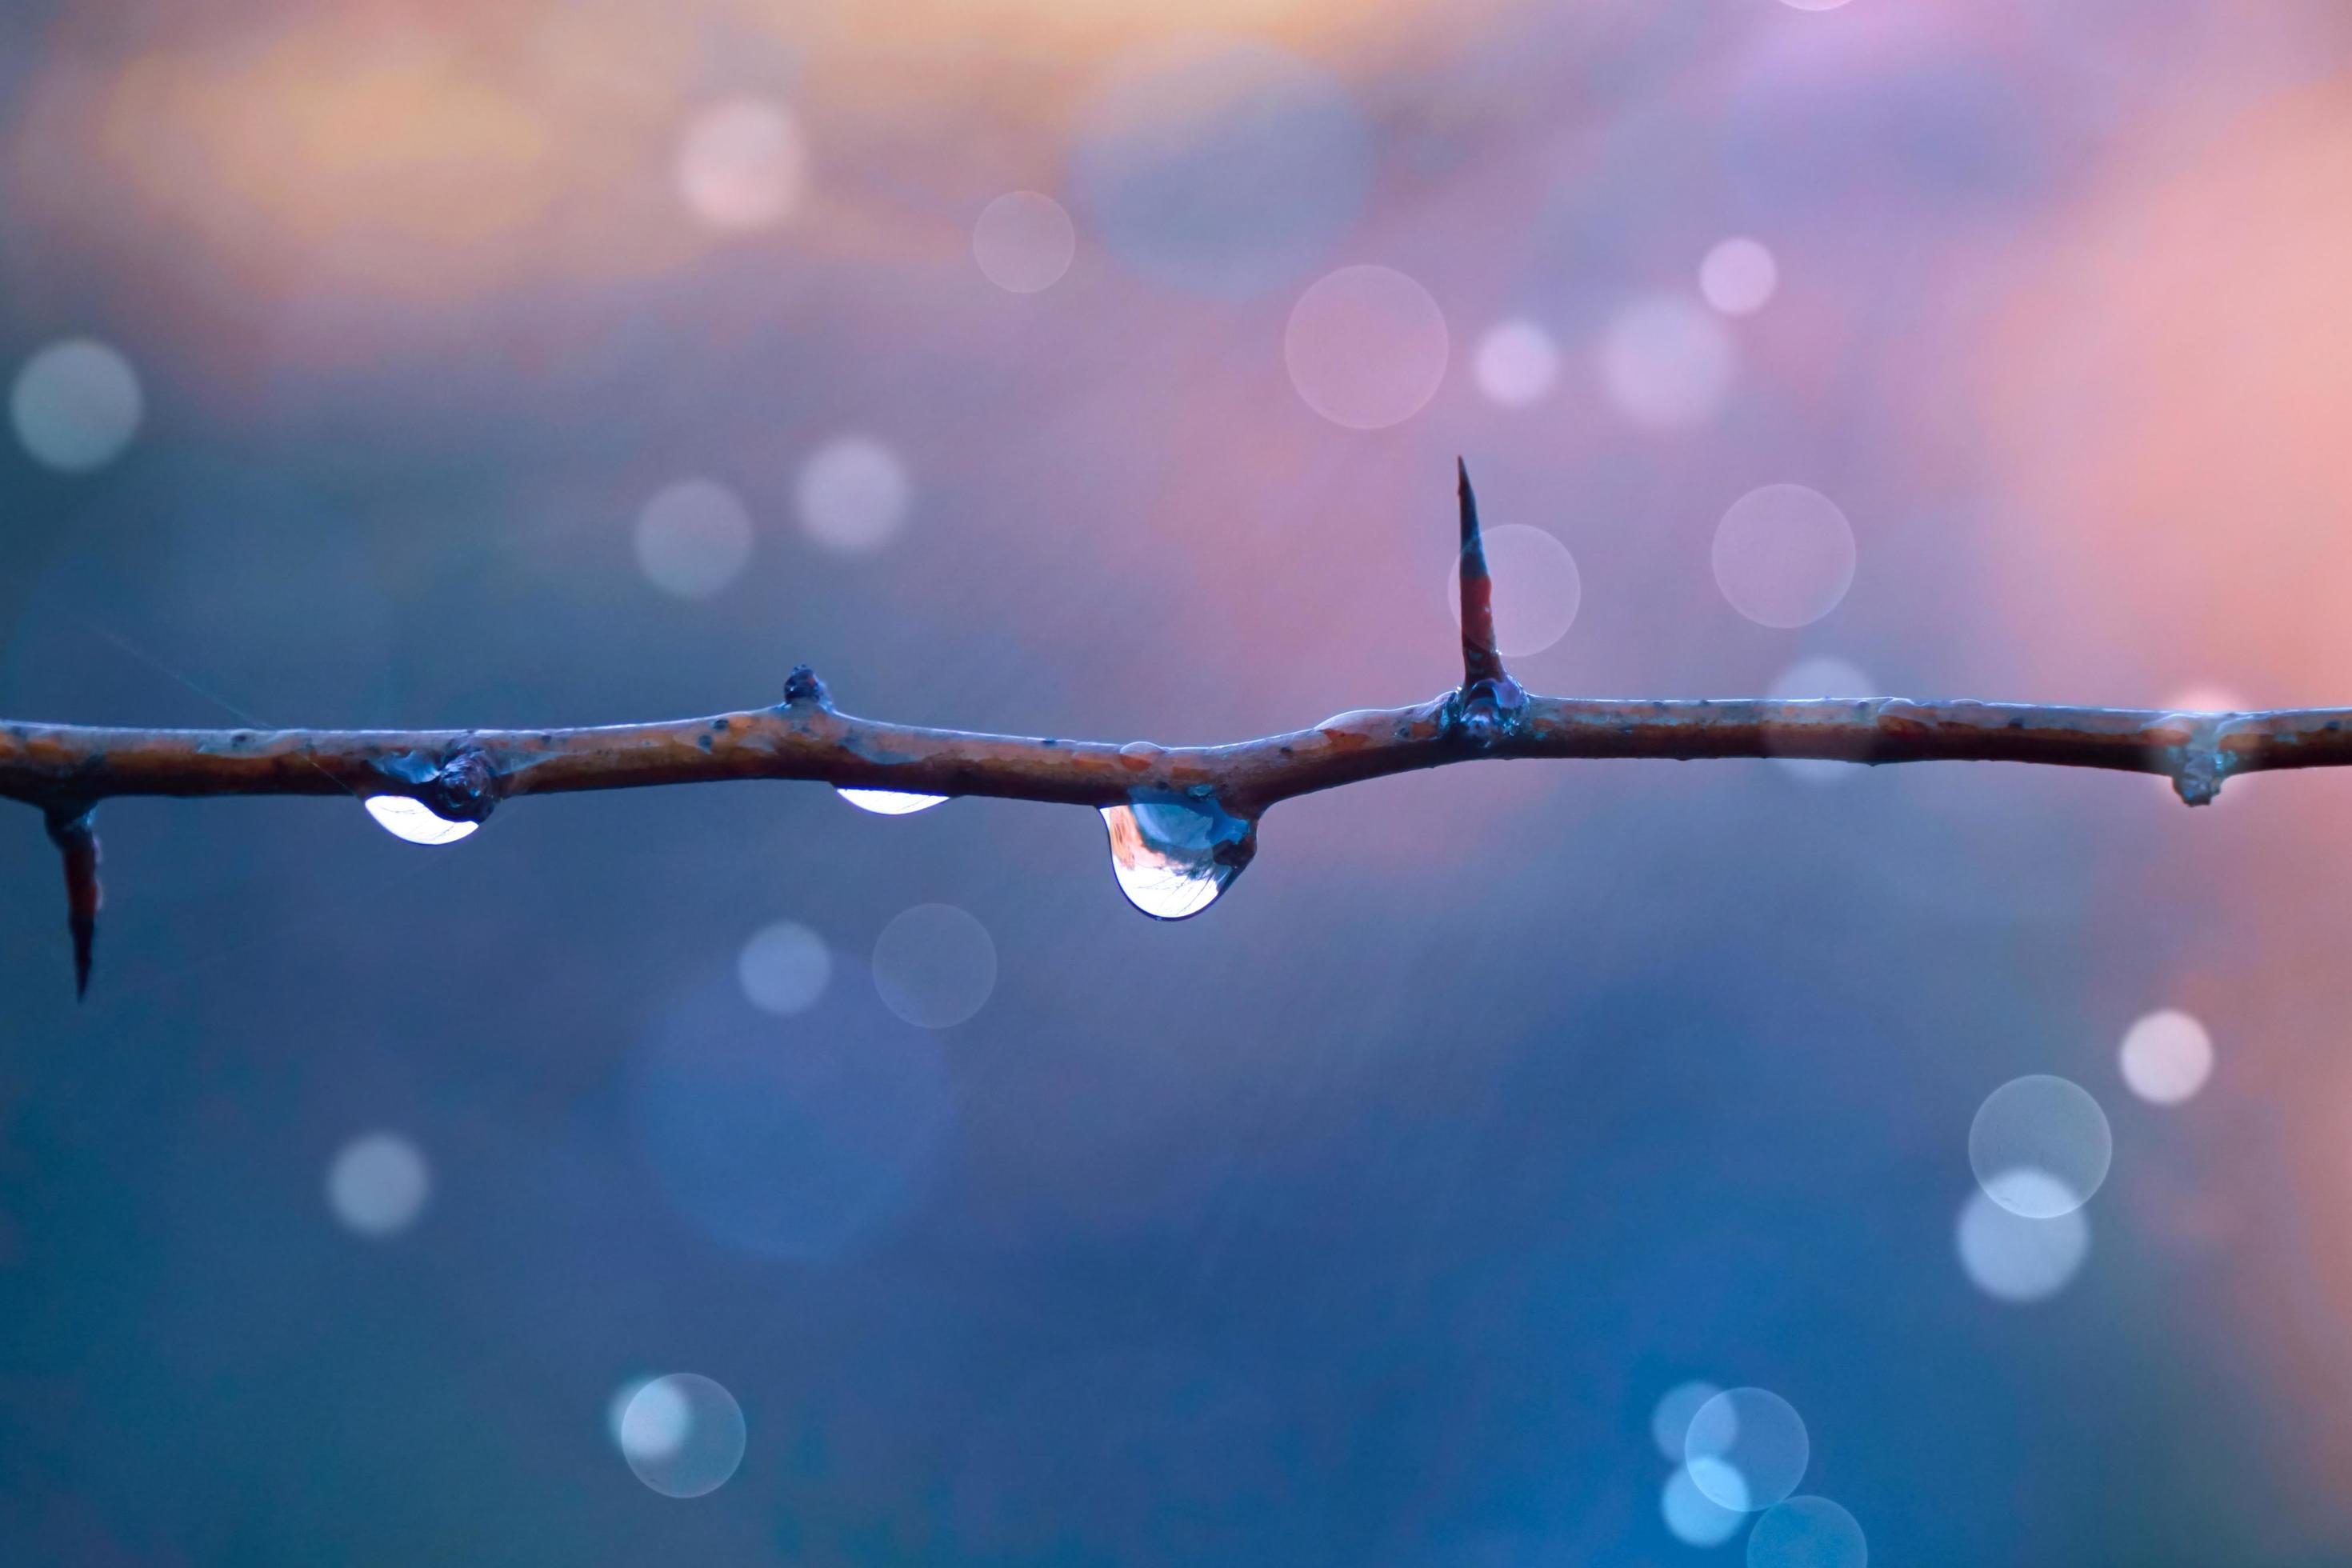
[3,465,2343,992]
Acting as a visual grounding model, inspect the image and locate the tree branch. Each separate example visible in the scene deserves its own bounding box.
[5,463,2346,991]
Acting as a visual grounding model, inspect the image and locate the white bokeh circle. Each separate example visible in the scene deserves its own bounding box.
[1285,265,1450,430]
[1446,523,1582,657]
[737,921,832,1017]
[12,339,143,472]
[1713,484,1857,629]
[1957,1179,2090,1302]
[797,436,911,555]
[676,98,807,231]
[617,1373,747,1498]
[1473,319,1560,407]
[2119,1010,2214,1105]
[873,903,998,1029]
[635,478,754,600]
[1969,1075,2112,1217]
[326,1132,430,1237]
[1701,238,1780,317]
[1597,294,1734,429]
[974,192,1077,293]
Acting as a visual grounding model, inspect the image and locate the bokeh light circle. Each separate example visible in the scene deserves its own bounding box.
[1686,1387,1809,1512]
[737,921,832,1017]
[1285,266,1450,430]
[326,1132,430,1237]
[1957,1178,2090,1302]
[676,98,806,231]
[873,903,998,1029]
[1446,523,1581,656]
[797,436,911,554]
[1748,1496,1867,1567]
[2119,1009,2214,1105]
[1701,238,1781,316]
[1969,1074,2112,1217]
[12,339,142,472]
[974,192,1077,293]
[1779,0,1858,10]
[1071,39,1372,298]
[1598,294,1735,429]
[1713,484,1857,629]
[630,969,952,1259]
[617,1374,746,1498]
[1473,319,1560,407]
[634,478,754,600]
[1663,1463,1748,1547]
[1651,1379,1725,1461]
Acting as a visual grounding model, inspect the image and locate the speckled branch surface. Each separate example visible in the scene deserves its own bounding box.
[6,462,2348,994]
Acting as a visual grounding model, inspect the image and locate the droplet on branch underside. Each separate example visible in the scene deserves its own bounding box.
[836,788,950,815]
[363,796,480,846]
[1102,794,1257,919]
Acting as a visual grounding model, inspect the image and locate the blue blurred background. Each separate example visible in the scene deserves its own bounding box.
[7,0,2352,1561]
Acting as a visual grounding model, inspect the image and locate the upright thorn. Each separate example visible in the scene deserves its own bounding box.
[1457,458,1506,688]
[43,806,101,1001]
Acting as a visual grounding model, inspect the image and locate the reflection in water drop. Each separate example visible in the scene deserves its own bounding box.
[363,796,478,846]
[616,1373,746,1498]
[1102,794,1257,920]
[838,787,949,815]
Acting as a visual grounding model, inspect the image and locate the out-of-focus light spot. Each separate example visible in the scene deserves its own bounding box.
[1713,485,1857,629]
[1663,1462,1748,1547]
[1072,39,1372,298]
[1285,265,1450,430]
[1747,1497,1867,1567]
[1474,319,1560,407]
[326,1132,430,1237]
[634,478,754,600]
[1970,1074,2111,1216]
[1445,523,1581,657]
[675,98,806,232]
[873,903,998,1029]
[363,797,478,846]
[1700,238,1780,317]
[737,921,831,1017]
[838,787,948,815]
[1958,1177,2090,1302]
[2120,1009,2214,1105]
[1598,294,1735,430]
[617,1373,746,1498]
[630,969,951,1258]
[974,192,1076,293]
[797,436,911,555]
[1767,657,1875,783]
[12,340,142,473]
[1686,1387,1808,1512]
[1651,1379,1726,1462]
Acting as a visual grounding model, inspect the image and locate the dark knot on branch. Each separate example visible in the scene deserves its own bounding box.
[782,665,831,710]
[374,743,501,823]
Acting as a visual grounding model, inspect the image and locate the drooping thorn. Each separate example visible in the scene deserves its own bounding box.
[2170,716,2226,806]
[43,805,100,1000]
[782,664,831,710]
[1450,459,1526,747]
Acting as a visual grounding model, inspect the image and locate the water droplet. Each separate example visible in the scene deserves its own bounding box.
[837,787,949,815]
[364,796,478,846]
[1102,794,1257,920]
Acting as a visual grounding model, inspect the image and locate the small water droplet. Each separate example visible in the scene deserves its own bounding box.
[837,787,949,815]
[1101,794,1256,920]
[364,795,478,846]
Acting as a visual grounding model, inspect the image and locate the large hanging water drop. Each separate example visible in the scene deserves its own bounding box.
[1101,794,1257,919]
[837,787,949,815]
[363,795,478,846]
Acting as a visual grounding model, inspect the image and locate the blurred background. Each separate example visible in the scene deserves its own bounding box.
[5,0,2352,1561]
